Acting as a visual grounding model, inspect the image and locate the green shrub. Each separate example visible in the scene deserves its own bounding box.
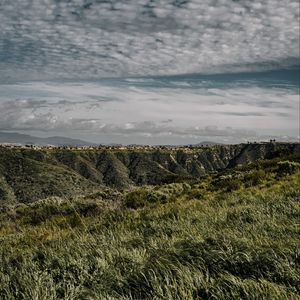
[187,188,203,199]
[244,169,266,187]
[277,161,300,176]
[211,176,243,192]
[125,183,190,208]
[125,189,149,208]
[125,188,170,209]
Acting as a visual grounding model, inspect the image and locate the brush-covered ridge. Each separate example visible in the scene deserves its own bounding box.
[0,143,299,204]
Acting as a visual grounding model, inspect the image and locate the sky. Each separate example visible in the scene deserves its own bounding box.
[0,0,299,144]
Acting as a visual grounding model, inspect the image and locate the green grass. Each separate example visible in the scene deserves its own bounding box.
[0,156,299,299]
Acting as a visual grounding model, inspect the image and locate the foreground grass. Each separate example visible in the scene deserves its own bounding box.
[0,158,300,299]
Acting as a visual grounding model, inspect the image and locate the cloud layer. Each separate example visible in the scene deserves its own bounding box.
[0,0,299,81]
[0,76,298,144]
[0,1,298,144]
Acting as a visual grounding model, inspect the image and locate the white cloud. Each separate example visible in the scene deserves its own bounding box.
[0,0,299,81]
[0,80,298,143]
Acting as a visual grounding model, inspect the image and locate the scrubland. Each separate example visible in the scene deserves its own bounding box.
[0,154,299,299]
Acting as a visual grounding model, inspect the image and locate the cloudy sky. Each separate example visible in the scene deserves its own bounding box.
[0,0,299,144]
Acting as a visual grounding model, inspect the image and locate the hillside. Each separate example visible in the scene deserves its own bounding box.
[0,143,299,204]
[0,153,299,299]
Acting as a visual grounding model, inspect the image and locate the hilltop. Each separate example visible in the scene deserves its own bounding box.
[0,142,299,204]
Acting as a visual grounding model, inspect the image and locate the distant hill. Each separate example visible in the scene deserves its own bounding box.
[0,142,299,204]
[193,141,222,146]
[0,131,94,146]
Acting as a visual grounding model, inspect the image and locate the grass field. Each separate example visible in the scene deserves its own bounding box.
[0,155,299,299]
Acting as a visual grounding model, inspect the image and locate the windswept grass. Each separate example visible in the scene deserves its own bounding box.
[0,155,299,299]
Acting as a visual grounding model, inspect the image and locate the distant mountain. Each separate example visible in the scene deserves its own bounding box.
[193,141,222,146]
[0,131,94,146]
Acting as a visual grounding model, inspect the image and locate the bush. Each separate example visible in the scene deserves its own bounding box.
[125,183,190,208]
[125,188,170,209]
[277,161,300,176]
[125,189,149,209]
[211,176,243,192]
[244,169,266,187]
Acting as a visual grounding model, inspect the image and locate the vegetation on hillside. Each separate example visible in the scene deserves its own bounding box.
[0,143,299,203]
[0,154,299,299]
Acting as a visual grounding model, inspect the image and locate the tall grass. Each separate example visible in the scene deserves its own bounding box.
[0,158,299,299]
